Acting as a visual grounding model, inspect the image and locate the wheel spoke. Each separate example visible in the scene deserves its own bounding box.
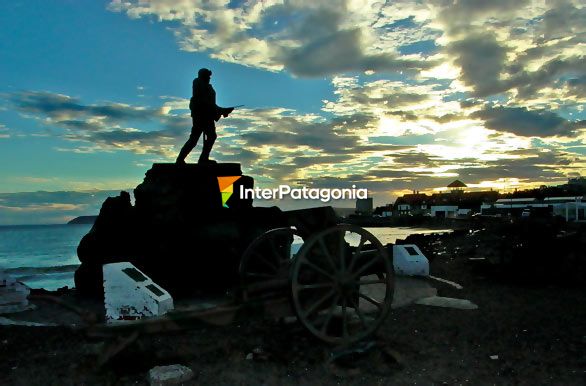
[342,296,348,339]
[318,238,338,273]
[339,231,346,273]
[297,283,334,290]
[303,288,336,318]
[301,259,335,280]
[319,294,340,333]
[351,253,380,279]
[245,272,274,278]
[252,251,278,272]
[268,236,285,264]
[349,297,368,327]
[347,235,366,273]
[358,293,383,310]
[291,225,392,345]
[357,278,386,286]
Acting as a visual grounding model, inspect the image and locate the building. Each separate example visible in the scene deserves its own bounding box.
[544,196,585,222]
[430,205,458,218]
[447,180,467,192]
[394,182,499,217]
[355,198,373,215]
[393,192,429,216]
[373,204,393,217]
[483,196,586,221]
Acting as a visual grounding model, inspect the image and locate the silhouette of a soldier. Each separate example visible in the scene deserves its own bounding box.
[176,68,233,164]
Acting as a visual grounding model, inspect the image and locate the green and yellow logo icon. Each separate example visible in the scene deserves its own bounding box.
[217,176,241,208]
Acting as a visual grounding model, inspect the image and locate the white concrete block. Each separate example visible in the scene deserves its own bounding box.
[103,262,174,323]
[0,270,30,314]
[392,244,429,277]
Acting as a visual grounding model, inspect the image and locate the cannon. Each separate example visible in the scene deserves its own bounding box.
[74,163,394,346]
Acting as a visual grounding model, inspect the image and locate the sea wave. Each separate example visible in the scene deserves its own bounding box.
[4,264,80,275]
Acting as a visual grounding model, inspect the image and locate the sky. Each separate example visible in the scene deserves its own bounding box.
[0,0,585,224]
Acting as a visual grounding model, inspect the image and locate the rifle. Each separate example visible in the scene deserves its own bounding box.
[216,105,244,121]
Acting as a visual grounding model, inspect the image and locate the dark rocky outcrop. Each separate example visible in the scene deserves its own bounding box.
[75,163,286,297]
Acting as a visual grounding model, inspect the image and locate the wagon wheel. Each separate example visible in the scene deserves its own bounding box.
[240,227,303,301]
[291,224,393,345]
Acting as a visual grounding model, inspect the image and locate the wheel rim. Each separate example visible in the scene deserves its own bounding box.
[240,227,303,301]
[291,224,393,345]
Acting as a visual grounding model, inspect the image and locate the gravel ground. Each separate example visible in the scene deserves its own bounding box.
[1,227,585,385]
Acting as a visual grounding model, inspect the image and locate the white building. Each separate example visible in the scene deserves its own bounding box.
[544,196,585,222]
[494,198,546,209]
[431,205,458,218]
[490,196,585,221]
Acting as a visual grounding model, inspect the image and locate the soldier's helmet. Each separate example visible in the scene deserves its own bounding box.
[198,68,212,78]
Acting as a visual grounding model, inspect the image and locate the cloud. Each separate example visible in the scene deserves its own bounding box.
[446,32,508,97]
[7,90,183,156]
[566,76,586,98]
[9,91,163,122]
[6,63,585,203]
[108,0,436,77]
[0,190,125,225]
[507,55,586,100]
[472,105,586,137]
[0,123,9,138]
[279,28,433,77]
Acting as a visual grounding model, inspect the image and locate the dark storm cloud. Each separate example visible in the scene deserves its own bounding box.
[472,105,586,137]
[447,33,508,97]
[241,129,359,154]
[88,129,177,145]
[280,28,433,77]
[437,0,585,101]
[566,76,586,98]
[9,91,163,122]
[218,149,261,164]
[437,0,529,25]
[538,0,586,41]
[5,90,188,156]
[385,151,443,168]
[292,155,350,168]
[508,56,586,100]
[337,85,429,108]
[455,152,572,182]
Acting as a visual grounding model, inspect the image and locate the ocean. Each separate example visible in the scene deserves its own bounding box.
[0,224,450,290]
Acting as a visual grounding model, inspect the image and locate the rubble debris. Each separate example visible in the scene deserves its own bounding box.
[327,340,402,377]
[415,296,478,310]
[391,276,437,308]
[147,364,194,386]
[0,317,57,327]
[428,275,464,289]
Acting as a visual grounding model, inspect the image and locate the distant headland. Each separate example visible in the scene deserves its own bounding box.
[67,215,97,225]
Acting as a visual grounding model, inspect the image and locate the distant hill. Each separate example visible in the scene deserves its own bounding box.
[67,215,97,225]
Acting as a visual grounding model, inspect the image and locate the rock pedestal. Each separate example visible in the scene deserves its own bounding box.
[75,163,286,297]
